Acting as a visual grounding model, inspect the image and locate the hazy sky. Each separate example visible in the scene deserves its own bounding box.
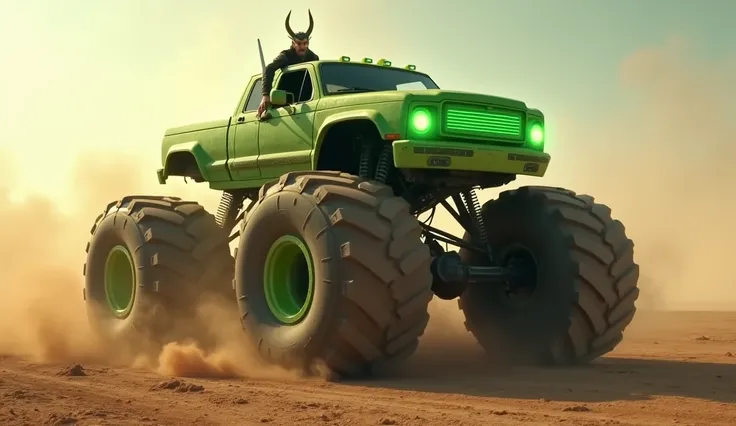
[1,0,735,308]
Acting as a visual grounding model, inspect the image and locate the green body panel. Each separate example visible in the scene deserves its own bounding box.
[228,110,262,181]
[226,74,264,181]
[156,59,550,190]
[160,118,232,182]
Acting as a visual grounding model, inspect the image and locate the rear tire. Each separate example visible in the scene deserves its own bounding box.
[235,171,433,377]
[83,196,235,358]
[458,186,640,365]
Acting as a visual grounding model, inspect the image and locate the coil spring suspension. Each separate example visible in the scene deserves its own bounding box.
[215,192,234,227]
[359,140,372,179]
[374,145,392,183]
[215,191,244,230]
[461,189,494,261]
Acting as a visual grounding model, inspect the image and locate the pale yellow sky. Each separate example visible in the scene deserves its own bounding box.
[1,0,735,309]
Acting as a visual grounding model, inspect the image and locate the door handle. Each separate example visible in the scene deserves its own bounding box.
[237,116,245,122]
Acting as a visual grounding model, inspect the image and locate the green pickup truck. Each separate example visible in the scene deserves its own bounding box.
[82,56,640,376]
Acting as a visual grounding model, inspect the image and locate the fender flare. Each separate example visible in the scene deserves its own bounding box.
[162,142,211,181]
[311,110,394,169]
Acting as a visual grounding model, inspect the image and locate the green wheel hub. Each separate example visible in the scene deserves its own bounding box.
[104,245,136,318]
[263,235,315,324]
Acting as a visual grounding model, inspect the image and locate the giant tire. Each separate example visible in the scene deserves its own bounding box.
[83,195,235,357]
[235,171,434,377]
[458,186,640,365]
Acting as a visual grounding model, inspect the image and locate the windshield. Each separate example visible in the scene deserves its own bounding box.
[319,63,439,95]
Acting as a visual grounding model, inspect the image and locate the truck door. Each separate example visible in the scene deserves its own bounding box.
[257,65,317,180]
[229,76,263,181]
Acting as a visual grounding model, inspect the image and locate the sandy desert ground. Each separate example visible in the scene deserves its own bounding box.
[1,308,735,426]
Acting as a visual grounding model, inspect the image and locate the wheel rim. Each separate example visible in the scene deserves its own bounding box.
[104,245,136,318]
[263,235,315,324]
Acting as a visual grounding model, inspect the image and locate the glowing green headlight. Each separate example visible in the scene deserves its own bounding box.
[529,123,544,145]
[410,108,431,133]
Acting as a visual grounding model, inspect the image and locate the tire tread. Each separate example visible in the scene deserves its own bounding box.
[248,171,432,374]
[459,185,639,365]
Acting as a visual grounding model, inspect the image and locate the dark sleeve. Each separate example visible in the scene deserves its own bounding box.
[262,51,290,96]
[309,51,319,61]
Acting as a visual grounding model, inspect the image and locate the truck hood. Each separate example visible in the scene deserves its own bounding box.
[403,89,528,111]
[322,89,528,111]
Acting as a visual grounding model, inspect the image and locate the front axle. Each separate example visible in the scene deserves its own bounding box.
[430,251,512,299]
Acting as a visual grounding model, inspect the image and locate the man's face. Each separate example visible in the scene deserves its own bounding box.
[292,39,309,56]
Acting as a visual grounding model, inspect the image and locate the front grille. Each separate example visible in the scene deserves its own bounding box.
[444,106,523,140]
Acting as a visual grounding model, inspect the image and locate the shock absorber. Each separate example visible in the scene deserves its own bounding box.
[359,140,372,179]
[215,191,234,228]
[461,189,494,261]
[374,145,392,183]
[215,191,244,231]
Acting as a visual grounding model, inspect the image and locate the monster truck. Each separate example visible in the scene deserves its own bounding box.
[82,55,640,375]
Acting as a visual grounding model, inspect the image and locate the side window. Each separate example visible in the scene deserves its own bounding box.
[243,79,263,112]
[275,70,314,104]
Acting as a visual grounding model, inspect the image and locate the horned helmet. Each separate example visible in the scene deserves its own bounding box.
[285,9,314,41]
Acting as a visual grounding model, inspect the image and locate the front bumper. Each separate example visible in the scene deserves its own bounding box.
[391,140,551,177]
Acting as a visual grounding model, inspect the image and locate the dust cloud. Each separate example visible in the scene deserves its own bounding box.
[147,296,321,381]
[0,150,312,382]
[553,37,736,311]
[0,152,142,364]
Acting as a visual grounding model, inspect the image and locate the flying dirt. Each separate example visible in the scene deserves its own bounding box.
[0,36,735,425]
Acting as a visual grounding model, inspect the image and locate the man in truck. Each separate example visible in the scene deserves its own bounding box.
[257,10,320,119]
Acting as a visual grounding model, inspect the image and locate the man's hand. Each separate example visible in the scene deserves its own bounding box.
[257,95,271,118]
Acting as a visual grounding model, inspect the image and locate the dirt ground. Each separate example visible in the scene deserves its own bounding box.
[0,309,734,426]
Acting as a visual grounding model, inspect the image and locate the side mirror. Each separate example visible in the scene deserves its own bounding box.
[270,89,294,106]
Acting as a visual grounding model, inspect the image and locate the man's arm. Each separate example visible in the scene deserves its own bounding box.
[262,51,290,96]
